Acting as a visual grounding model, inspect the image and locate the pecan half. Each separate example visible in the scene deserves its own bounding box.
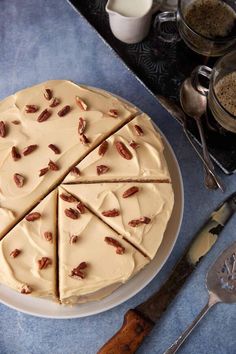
[44,231,53,242]
[64,208,79,219]
[97,165,110,176]
[21,284,32,294]
[98,141,108,156]
[13,173,24,188]
[102,209,120,217]
[44,88,53,101]
[22,144,38,156]
[128,217,151,227]
[75,96,88,111]
[60,192,78,203]
[70,166,80,176]
[78,117,86,135]
[71,269,84,279]
[108,109,118,118]
[39,167,49,177]
[104,237,125,255]
[77,201,86,214]
[70,262,87,279]
[11,146,21,161]
[69,234,79,244]
[38,257,52,270]
[37,109,51,122]
[129,140,140,149]
[49,97,60,107]
[48,160,59,171]
[57,105,71,117]
[11,120,21,125]
[25,104,39,113]
[122,186,139,198]
[115,141,132,160]
[25,212,41,222]
[0,121,6,137]
[134,124,144,136]
[48,144,60,154]
[80,134,89,145]
[10,249,21,258]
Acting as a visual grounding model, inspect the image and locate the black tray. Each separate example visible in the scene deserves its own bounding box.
[68,0,236,174]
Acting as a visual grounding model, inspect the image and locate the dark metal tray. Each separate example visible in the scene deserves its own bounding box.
[68,0,236,174]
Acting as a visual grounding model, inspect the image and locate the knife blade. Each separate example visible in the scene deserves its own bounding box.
[97,192,236,354]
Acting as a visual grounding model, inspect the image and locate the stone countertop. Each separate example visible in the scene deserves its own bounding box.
[0,1,235,353]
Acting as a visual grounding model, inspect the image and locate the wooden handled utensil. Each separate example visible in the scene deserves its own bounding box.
[98,193,236,354]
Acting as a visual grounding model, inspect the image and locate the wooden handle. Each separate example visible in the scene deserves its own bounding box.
[97,309,154,354]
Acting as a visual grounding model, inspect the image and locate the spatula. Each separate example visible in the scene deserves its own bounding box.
[165,241,236,354]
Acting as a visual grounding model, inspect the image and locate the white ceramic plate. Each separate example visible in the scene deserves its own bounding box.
[0,91,184,318]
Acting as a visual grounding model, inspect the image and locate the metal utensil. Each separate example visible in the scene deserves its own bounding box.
[157,95,220,180]
[180,78,224,192]
[165,241,236,354]
[97,193,236,354]
[175,106,219,179]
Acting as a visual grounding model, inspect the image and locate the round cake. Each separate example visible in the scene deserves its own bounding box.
[0,80,174,304]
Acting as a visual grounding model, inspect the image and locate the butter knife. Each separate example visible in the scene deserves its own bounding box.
[97,192,236,354]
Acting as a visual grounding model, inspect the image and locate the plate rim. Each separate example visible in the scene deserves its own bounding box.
[0,88,184,319]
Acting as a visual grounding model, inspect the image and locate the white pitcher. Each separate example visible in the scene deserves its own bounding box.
[106,0,163,44]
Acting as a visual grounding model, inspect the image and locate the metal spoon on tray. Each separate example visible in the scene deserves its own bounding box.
[180,78,224,192]
[165,240,236,354]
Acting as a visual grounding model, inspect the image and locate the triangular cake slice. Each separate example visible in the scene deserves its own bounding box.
[0,80,137,238]
[58,186,149,304]
[0,190,57,299]
[62,183,174,259]
[63,113,171,183]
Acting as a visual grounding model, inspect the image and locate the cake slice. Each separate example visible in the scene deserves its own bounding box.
[63,113,171,183]
[58,187,149,304]
[0,190,57,299]
[0,80,137,238]
[62,183,174,259]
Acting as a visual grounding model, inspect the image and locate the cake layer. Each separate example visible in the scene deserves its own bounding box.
[0,80,137,238]
[0,190,57,298]
[62,183,174,259]
[63,113,171,183]
[58,186,149,304]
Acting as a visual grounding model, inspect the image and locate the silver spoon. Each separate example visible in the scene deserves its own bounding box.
[180,78,224,192]
[165,240,236,354]
[174,107,220,181]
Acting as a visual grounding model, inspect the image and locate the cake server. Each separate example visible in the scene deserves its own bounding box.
[165,241,236,353]
[97,192,236,354]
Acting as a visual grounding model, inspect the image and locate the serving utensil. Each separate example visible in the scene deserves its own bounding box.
[165,241,236,354]
[98,193,236,354]
[180,78,224,192]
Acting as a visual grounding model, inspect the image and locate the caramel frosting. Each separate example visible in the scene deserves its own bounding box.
[63,183,174,259]
[63,113,171,183]
[187,202,231,265]
[187,231,217,265]
[0,81,175,305]
[58,187,149,304]
[0,190,57,298]
[0,80,137,239]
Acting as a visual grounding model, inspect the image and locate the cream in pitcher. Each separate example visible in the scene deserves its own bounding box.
[108,0,153,17]
[106,0,162,43]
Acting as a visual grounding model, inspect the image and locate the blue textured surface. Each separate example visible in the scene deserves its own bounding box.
[0,1,236,353]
